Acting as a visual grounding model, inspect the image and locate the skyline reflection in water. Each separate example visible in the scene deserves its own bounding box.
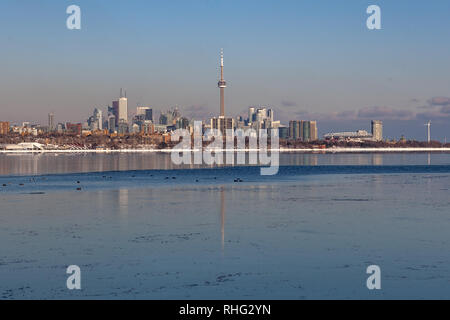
[0,152,449,176]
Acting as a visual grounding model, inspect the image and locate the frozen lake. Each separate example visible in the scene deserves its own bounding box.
[0,153,450,299]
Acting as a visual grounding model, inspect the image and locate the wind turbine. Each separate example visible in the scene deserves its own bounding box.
[424,121,431,143]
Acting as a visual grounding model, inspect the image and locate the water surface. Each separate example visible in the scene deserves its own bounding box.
[0,153,449,299]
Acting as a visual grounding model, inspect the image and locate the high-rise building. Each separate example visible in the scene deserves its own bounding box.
[289,120,300,139]
[279,126,289,139]
[118,98,128,124]
[268,109,274,122]
[301,121,310,142]
[48,113,55,132]
[137,106,153,121]
[117,119,128,135]
[176,117,190,130]
[371,120,383,141]
[289,120,318,141]
[0,122,10,135]
[211,117,234,134]
[248,107,255,124]
[112,100,119,126]
[309,121,318,141]
[108,115,116,133]
[112,89,128,126]
[88,108,103,131]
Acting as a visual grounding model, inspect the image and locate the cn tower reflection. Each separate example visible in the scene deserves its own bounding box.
[220,186,225,253]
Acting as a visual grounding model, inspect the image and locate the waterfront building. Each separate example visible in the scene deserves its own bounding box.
[48,113,55,132]
[278,126,289,139]
[289,120,300,140]
[66,123,82,135]
[371,120,383,141]
[0,121,10,135]
[309,121,318,141]
[323,130,372,141]
[108,115,116,133]
[289,120,318,141]
[301,120,310,142]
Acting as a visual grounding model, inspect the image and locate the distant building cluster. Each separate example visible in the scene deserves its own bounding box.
[288,120,318,142]
[0,50,397,148]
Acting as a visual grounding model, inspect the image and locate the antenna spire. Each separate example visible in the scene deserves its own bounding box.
[218,49,227,118]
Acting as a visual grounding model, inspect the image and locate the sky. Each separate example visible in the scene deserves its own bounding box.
[0,0,449,140]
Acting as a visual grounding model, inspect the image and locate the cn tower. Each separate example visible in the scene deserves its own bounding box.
[218,49,227,118]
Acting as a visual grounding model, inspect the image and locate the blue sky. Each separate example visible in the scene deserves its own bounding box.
[0,0,450,140]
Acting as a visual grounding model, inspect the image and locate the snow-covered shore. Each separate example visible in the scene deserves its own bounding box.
[1,147,450,154]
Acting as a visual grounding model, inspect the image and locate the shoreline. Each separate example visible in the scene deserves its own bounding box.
[1,147,450,154]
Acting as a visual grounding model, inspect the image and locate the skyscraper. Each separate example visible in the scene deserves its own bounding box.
[289,120,318,141]
[248,107,255,124]
[371,120,383,141]
[289,120,300,139]
[108,115,116,133]
[48,113,55,132]
[302,121,310,142]
[112,100,119,126]
[118,89,128,124]
[112,89,128,127]
[88,108,103,131]
[137,106,153,121]
[309,121,318,141]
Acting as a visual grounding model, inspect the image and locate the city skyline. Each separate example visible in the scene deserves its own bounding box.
[1,1,450,140]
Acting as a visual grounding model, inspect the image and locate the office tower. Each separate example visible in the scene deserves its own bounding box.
[137,106,153,121]
[118,89,128,124]
[268,109,274,122]
[48,113,55,132]
[309,121,318,141]
[248,107,255,123]
[176,117,190,130]
[108,115,116,133]
[211,117,234,134]
[301,121,310,142]
[278,126,289,139]
[118,119,128,135]
[289,120,300,139]
[0,122,10,135]
[371,120,383,141]
[145,109,153,121]
[112,100,119,126]
[94,108,103,130]
[255,108,266,122]
[218,49,227,117]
